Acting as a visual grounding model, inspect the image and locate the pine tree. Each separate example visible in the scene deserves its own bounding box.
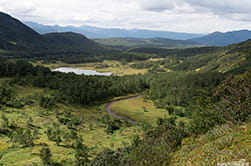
[40,145,52,165]
[74,137,89,166]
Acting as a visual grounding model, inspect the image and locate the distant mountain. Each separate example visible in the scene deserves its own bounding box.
[190,30,251,46]
[95,37,198,47]
[0,12,106,53]
[42,32,103,52]
[24,21,203,40]
[43,32,96,47]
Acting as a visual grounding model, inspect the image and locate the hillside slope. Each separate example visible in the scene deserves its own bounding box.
[0,12,46,49]
[170,122,251,166]
[183,39,251,73]
[126,38,251,74]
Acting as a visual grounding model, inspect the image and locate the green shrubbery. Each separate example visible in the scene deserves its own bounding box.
[90,69,251,166]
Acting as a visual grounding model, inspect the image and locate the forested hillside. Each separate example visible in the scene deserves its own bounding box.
[128,39,251,74]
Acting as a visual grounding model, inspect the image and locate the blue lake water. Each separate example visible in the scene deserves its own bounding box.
[52,67,113,76]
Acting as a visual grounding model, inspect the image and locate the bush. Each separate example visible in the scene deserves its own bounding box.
[38,95,56,109]
[90,148,131,166]
[9,128,35,147]
[129,117,188,166]
[213,69,251,122]
[40,144,52,165]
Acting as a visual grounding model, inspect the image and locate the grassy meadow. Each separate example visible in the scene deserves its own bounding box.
[33,60,148,76]
[0,81,143,165]
[110,96,168,124]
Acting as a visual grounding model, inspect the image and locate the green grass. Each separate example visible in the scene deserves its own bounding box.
[169,121,251,166]
[110,96,168,124]
[0,84,141,165]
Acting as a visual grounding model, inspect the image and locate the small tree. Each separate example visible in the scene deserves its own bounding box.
[10,128,34,147]
[26,117,33,128]
[38,95,55,109]
[74,137,89,166]
[40,144,52,165]
[46,123,62,145]
[1,114,9,128]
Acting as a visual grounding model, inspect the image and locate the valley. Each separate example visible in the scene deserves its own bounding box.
[0,11,250,166]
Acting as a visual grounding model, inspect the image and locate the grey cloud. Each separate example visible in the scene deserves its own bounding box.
[186,0,251,14]
[138,0,251,21]
[1,0,251,33]
[185,0,251,22]
[139,0,179,11]
[138,0,251,14]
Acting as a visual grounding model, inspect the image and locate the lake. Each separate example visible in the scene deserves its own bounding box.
[52,67,113,76]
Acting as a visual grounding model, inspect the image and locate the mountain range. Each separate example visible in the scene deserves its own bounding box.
[1,11,251,54]
[24,21,203,40]
[25,21,251,46]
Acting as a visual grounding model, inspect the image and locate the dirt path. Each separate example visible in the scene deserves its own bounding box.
[105,96,139,124]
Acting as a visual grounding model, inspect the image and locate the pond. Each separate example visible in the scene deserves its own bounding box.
[52,67,113,76]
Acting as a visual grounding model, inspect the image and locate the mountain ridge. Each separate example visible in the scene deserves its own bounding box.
[190,30,251,46]
[24,21,251,46]
[24,21,203,40]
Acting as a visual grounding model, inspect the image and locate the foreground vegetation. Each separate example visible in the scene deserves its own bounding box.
[0,58,250,165]
[170,122,251,165]
[0,82,142,165]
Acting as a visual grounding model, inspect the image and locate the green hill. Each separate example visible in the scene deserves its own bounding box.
[175,39,251,73]
[128,39,251,74]
[42,32,105,53]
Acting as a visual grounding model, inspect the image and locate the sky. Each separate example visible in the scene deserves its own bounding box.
[0,0,251,33]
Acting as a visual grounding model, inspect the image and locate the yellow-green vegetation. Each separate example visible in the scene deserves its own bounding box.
[169,121,251,166]
[0,84,141,166]
[110,96,168,124]
[201,49,250,73]
[33,60,148,76]
[94,38,198,48]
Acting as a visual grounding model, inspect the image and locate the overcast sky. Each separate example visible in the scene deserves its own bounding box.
[0,0,251,33]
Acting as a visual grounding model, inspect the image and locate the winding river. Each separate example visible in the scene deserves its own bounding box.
[105,96,139,124]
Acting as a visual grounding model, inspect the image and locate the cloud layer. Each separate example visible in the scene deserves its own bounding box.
[0,0,251,33]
